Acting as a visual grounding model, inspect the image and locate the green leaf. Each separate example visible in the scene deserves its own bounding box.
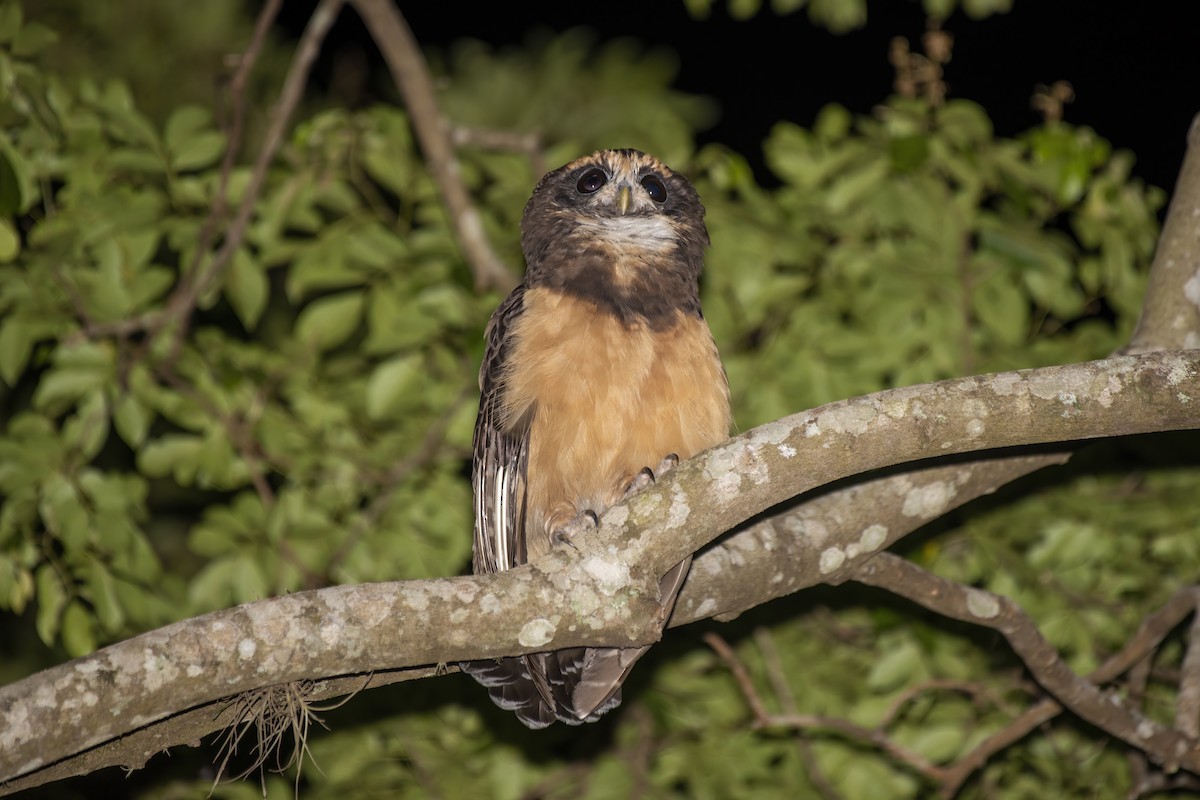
[0,315,33,385]
[0,220,18,263]
[86,561,125,633]
[61,389,110,461]
[295,291,364,352]
[113,392,153,448]
[0,134,36,215]
[32,365,111,416]
[35,563,67,646]
[224,248,268,330]
[0,1,22,43]
[866,640,922,691]
[0,158,20,217]
[170,130,226,172]
[366,354,422,421]
[11,20,57,56]
[973,273,1029,345]
[138,433,204,484]
[908,722,968,763]
[60,600,97,656]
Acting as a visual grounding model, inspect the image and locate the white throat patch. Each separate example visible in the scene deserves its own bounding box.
[579,215,676,253]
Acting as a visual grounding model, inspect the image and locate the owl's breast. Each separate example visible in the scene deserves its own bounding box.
[501,287,730,557]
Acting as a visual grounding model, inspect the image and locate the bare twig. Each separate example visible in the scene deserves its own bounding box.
[348,0,519,293]
[1177,609,1200,737]
[705,633,947,784]
[878,679,1013,729]
[703,633,770,721]
[853,555,1200,775]
[163,0,347,353]
[938,585,1200,797]
[451,126,548,177]
[753,627,845,800]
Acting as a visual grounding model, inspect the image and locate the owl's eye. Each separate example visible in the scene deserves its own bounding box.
[576,168,608,194]
[640,175,667,203]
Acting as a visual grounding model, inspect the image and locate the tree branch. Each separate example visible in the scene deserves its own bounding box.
[348,0,519,293]
[1127,112,1200,353]
[1,350,1198,793]
[853,555,1200,774]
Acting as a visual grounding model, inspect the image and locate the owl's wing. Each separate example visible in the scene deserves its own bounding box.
[471,285,529,574]
[463,284,564,728]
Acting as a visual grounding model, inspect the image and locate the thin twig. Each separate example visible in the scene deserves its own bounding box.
[1177,607,1200,737]
[937,586,1199,797]
[753,628,845,800]
[703,632,770,721]
[74,0,285,344]
[704,632,946,783]
[878,679,1012,729]
[348,0,519,293]
[164,0,347,353]
[854,556,1200,779]
[451,126,548,177]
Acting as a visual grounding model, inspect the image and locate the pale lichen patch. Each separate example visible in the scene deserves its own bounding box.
[882,397,910,419]
[665,483,691,528]
[860,524,888,551]
[237,638,257,660]
[143,649,181,692]
[1097,373,1123,408]
[778,443,797,459]
[901,481,956,518]
[965,418,985,438]
[803,417,821,438]
[819,403,877,436]
[518,618,557,647]
[819,547,846,574]
[1183,269,1200,309]
[749,420,792,446]
[965,589,1000,619]
[480,593,503,615]
[582,555,631,595]
[990,372,1023,396]
[1165,353,1197,386]
[737,444,770,485]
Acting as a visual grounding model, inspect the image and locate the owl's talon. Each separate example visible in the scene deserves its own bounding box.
[622,453,682,500]
[553,509,598,548]
[656,453,680,476]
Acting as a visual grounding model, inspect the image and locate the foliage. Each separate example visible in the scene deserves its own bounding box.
[683,0,1014,31]
[1,1,1196,798]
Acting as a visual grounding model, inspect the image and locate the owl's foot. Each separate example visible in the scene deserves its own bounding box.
[552,509,598,549]
[622,453,680,500]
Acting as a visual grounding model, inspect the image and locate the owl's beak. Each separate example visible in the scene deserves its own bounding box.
[615,185,632,215]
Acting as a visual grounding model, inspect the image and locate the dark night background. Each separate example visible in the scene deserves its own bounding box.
[279,1,1199,199]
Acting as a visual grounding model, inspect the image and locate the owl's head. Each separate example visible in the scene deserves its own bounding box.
[520,150,709,284]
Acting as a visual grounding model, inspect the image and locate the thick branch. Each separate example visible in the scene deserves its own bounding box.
[1128,112,1200,353]
[348,0,519,293]
[1,351,1198,792]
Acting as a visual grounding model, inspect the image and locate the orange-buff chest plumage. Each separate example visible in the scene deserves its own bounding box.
[500,286,731,558]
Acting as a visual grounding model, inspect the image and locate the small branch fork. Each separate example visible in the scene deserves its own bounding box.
[707,564,1200,798]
